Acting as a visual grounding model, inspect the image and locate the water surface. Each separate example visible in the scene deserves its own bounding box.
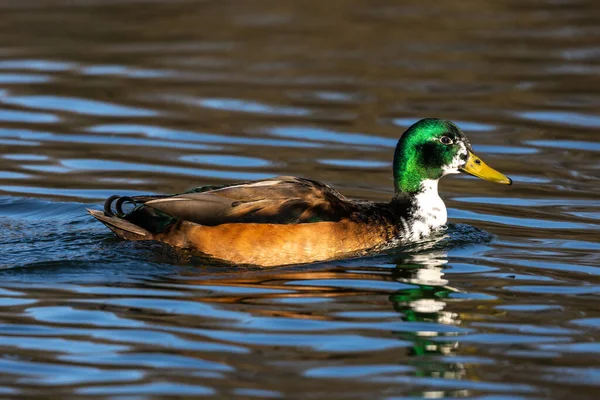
[0,1,598,398]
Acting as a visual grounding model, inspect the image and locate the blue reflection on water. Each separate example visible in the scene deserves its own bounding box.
[519,111,600,128]
[0,108,59,123]
[197,98,311,116]
[0,59,75,71]
[89,124,322,148]
[2,95,157,117]
[526,139,600,151]
[180,154,271,167]
[81,65,173,78]
[392,118,496,132]
[60,159,274,181]
[269,126,395,147]
[0,73,49,84]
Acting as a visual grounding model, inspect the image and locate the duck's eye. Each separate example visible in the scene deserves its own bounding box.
[440,136,453,145]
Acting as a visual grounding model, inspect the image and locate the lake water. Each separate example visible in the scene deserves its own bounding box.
[0,0,598,398]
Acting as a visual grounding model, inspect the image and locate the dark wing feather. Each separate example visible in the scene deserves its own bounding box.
[124,176,359,227]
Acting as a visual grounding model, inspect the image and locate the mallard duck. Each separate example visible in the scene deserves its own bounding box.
[89,118,511,266]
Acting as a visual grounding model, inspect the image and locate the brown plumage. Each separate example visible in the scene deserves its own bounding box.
[89,176,412,266]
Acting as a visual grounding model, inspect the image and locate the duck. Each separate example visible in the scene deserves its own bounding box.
[89,118,511,267]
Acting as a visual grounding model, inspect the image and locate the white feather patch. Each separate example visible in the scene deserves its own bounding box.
[406,179,447,240]
[442,142,467,175]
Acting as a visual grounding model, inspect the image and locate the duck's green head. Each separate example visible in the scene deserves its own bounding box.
[393,118,512,194]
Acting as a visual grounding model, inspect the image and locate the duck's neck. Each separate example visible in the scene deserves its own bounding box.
[395,179,447,238]
[411,179,446,222]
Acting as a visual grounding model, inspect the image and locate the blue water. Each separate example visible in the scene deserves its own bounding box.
[0,0,598,398]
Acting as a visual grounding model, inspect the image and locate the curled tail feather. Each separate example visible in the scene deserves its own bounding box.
[103,195,140,217]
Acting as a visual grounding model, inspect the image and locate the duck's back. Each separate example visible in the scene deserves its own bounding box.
[124,176,359,228]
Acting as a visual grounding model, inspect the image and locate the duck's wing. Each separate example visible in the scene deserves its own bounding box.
[119,176,359,227]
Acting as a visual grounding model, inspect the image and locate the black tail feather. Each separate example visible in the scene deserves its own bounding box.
[97,194,177,236]
[104,195,120,217]
[104,195,147,218]
[115,196,137,217]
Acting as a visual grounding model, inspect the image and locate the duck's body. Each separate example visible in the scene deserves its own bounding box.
[90,119,511,266]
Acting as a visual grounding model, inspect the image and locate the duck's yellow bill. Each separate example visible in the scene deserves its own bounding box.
[460,151,512,185]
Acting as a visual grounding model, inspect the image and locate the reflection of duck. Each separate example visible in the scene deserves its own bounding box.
[89,118,511,266]
[391,252,457,324]
[390,252,467,381]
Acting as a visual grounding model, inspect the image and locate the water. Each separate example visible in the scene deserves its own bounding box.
[0,0,598,398]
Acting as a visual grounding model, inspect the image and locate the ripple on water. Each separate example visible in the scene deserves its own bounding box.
[0,171,30,179]
[77,382,216,396]
[504,285,600,295]
[0,186,150,199]
[81,64,173,78]
[180,154,271,167]
[0,336,128,354]
[44,132,222,151]
[391,118,497,132]
[518,110,600,128]
[0,59,75,71]
[285,278,416,292]
[570,318,600,329]
[0,1,598,397]
[496,304,564,312]
[193,97,311,117]
[191,329,413,353]
[526,139,600,152]
[470,144,538,155]
[0,73,50,84]
[3,154,49,161]
[88,124,321,148]
[26,306,145,328]
[268,126,395,147]
[62,352,232,371]
[504,175,552,184]
[318,159,388,168]
[288,89,365,104]
[537,342,600,354]
[0,298,36,306]
[1,95,157,117]
[81,297,249,321]
[20,164,72,174]
[541,367,600,387]
[59,159,274,181]
[454,197,599,207]
[0,109,59,123]
[305,364,413,378]
[0,358,143,385]
[450,209,598,230]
